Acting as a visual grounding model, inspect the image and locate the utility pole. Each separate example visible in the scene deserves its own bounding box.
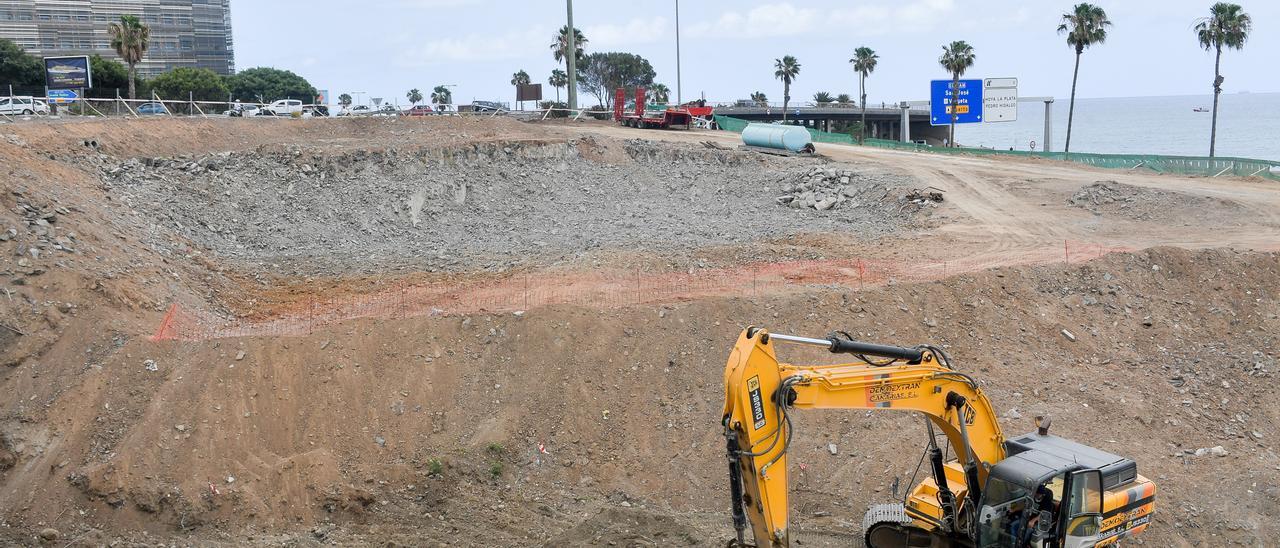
[566,0,578,111]
[675,0,682,105]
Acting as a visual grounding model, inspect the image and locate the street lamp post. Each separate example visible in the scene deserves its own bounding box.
[566,0,577,111]
[675,0,682,105]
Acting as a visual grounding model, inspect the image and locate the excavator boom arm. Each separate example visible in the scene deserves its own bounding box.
[722,328,1007,547]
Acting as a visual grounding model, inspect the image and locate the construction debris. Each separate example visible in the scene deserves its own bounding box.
[905,187,945,204]
[774,166,899,212]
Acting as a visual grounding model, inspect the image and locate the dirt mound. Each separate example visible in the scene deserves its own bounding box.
[1069,180,1247,222]
[97,137,921,276]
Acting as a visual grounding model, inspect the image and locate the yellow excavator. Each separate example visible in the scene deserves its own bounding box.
[722,327,1155,547]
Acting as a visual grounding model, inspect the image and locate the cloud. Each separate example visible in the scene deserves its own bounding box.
[395,0,481,8]
[585,17,669,47]
[685,1,961,40]
[828,0,958,35]
[687,3,819,39]
[395,27,549,66]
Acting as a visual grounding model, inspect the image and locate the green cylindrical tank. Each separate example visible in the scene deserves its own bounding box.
[742,123,812,152]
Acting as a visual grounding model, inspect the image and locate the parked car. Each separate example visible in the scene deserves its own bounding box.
[0,96,50,115]
[469,100,504,113]
[338,104,376,116]
[136,102,168,115]
[263,99,304,116]
[405,105,434,116]
[227,104,261,117]
[302,104,330,117]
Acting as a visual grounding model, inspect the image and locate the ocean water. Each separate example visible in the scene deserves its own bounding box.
[955,92,1280,161]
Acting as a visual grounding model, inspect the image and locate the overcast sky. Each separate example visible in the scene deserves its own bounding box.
[233,0,1278,106]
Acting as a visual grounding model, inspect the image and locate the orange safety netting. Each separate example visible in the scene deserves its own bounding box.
[152,240,1130,341]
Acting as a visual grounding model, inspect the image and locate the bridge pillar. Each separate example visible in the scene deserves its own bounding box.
[1043,100,1054,153]
[900,103,911,143]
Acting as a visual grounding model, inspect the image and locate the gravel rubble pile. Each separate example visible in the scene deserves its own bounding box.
[1069,180,1245,222]
[97,139,922,275]
[775,166,905,212]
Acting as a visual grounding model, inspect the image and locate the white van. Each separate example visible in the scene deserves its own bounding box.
[263,99,303,116]
[0,96,50,115]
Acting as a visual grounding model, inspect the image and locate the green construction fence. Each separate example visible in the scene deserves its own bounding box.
[713,115,1280,180]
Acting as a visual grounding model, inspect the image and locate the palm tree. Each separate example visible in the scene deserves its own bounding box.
[108,15,150,100]
[431,85,452,108]
[406,88,423,106]
[649,83,671,103]
[548,69,568,102]
[938,41,976,148]
[511,70,531,110]
[835,93,853,106]
[850,46,879,144]
[812,91,833,104]
[750,91,768,107]
[773,55,801,122]
[1195,3,1251,157]
[550,26,587,87]
[1058,4,1111,154]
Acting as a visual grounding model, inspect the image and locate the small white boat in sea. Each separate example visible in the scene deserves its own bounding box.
[1193,107,1210,112]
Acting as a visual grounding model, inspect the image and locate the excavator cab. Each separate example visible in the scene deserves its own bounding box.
[978,425,1138,548]
[977,461,1101,547]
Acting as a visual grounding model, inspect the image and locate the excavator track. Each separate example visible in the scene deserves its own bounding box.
[862,503,948,548]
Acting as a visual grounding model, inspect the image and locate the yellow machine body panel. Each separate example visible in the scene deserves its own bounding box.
[1097,475,1157,545]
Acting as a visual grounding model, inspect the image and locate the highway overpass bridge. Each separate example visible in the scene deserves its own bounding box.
[713,105,949,145]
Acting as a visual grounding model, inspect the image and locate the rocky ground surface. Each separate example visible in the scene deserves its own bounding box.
[94,137,923,277]
[773,165,936,215]
[1068,180,1248,223]
[0,117,1277,547]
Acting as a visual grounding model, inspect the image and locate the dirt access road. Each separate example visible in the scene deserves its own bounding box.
[572,122,1280,262]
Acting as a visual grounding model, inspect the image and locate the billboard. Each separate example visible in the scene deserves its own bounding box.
[316,89,330,104]
[516,83,542,102]
[44,56,93,90]
[930,79,983,125]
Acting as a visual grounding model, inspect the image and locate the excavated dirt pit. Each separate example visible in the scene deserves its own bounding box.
[1,118,1278,547]
[96,138,926,276]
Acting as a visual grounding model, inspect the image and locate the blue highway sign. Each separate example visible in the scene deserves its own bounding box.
[930,79,983,125]
[47,89,79,104]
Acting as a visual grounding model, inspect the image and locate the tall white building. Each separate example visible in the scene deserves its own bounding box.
[0,0,234,77]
